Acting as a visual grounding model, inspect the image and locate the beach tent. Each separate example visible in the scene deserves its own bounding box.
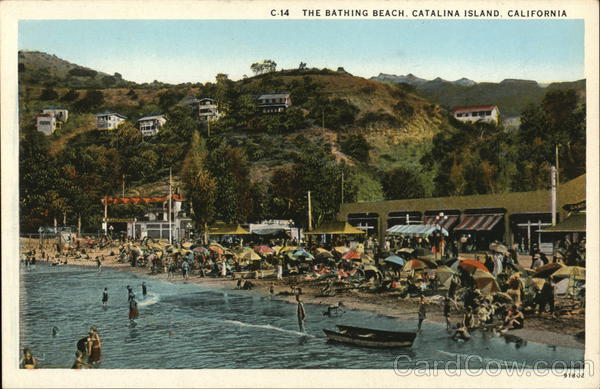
[207,224,251,235]
[387,224,448,236]
[304,221,366,235]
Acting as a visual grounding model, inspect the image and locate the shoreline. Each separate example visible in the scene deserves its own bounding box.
[27,247,585,350]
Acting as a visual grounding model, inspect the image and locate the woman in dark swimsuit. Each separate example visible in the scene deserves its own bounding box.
[20,348,37,369]
[87,328,102,366]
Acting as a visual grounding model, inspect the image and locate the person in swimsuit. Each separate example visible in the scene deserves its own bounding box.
[129,297,139,320]
[87,327,102,366]
[102,288,108,307]
[443,297,451,330]
[417,296,427,331]
[502,305,525,331]
[96,256,102,273]
[127,286,135,302]
[142,282,147,297]
[296,296,306,332]
[71,350,91,369]
[20,348,38,369]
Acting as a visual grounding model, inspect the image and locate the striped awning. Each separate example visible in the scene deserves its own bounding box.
[387,224,449,236]
[454,214,503,231]
[422,215,459,230]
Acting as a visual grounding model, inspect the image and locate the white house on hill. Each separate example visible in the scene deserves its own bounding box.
[95,112,127,130]
[257,93,292,113]
[42,107,69,122]
[197,98,220,121]
[452,105,500,125]
[36,114,57,135]
[137,114,167,136]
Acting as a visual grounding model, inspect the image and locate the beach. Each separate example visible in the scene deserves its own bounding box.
[20,238,585,350]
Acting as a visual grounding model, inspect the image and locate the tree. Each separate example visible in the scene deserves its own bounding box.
[381,167,426,200]
[61,89,79,102]
[39,87,58,101]
[181,132,217,236]
[340,134,370,163]
[73,90,104,111]
[298,62,307,70]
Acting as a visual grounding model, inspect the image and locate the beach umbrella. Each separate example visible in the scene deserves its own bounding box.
[489,242,509,255]
[316,249,334,259]
[333,246,350,255]
[459,259,489,273]
[494,292,514,304]
[288,248,314,261]
[254,245,274,255]
[181,242,193,249]
[278,246,297,254]
[403,258,437,271]
[193,246,210,255]
[397,248,414,254]
[271,245,282,254]
[241,250,261,261]
[551,266,585,280]
[530,277,546,290]
[362,264,382,279]
[533,262,563,278]
[342,249,362,261]
[435,265,457,288]
[472,269,499,294]
[208,244,225,255]
[384,255,406,267]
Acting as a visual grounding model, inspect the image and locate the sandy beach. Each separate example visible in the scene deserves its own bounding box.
[21,238,585,350]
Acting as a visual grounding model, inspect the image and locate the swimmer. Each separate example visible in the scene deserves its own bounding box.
[102,288,108,307]
[51,326,60,337]
[71,350,91,369]
[141,282,147,297]
[323,301,345,316]
[20,348,38,369]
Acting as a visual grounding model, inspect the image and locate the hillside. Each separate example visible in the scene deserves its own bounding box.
[18,53,458,207]
[371,73,586,119]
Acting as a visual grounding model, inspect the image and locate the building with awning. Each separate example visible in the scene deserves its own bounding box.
[207,224,251,235]
[305,221,366,235]
[387,224,448,236]
[338,174,585,248]
[540,213,586,233]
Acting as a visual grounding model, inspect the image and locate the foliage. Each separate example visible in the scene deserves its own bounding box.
[250,59,277,75]
[73,90,104,111]
[39,87,58,101]
[340,133,370,163]
[381,167,426,200]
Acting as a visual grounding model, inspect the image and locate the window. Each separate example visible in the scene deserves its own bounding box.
[484,111,492,116]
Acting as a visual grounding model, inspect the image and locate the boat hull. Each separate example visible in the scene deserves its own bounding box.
[323,326,416,348]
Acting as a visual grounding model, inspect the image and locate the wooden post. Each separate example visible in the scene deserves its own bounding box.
[78,214,81,236]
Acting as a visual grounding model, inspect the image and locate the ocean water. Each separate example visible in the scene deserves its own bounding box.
[19,264,584,369]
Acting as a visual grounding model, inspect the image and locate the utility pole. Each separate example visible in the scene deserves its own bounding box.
[169,168,173,244]
[551,165,557,226]
[341,171,344,204]
[307,190,312,232]
[122,174,125,197]
[104,196,108,235]
[555,144,560,188]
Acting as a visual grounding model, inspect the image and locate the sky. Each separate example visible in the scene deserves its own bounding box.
[18,19,584,84]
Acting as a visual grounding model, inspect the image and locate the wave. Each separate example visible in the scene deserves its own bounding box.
[222,319,316,338]
[138,292,160,307]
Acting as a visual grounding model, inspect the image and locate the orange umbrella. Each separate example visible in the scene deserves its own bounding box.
[254,245,274,255]
[342,249,362,261]
[459,259,489,273]
[208,244,225,255]
[403,258,437,271]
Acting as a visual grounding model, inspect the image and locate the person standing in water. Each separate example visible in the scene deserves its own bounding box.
[129,297,139,321]
[96,256,102,273]
[417,296,427,331]
[127,286,135,302]
[87,327,102,367]
[296,295,306,332]
[102,288,108,307]
[142,282,147,298]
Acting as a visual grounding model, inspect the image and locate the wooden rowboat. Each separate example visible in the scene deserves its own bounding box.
[323,325,416,348]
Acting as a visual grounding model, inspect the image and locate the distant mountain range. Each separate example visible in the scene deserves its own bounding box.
[371,73,586,118]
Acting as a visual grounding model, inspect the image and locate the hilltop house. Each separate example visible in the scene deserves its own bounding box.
[36,114,57,135]
[452,105,500,125]
[257,93,292,113]
[95,112,127,130]
[42,107,69,122]
[137,114,166,136]
[197,98,220,121]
